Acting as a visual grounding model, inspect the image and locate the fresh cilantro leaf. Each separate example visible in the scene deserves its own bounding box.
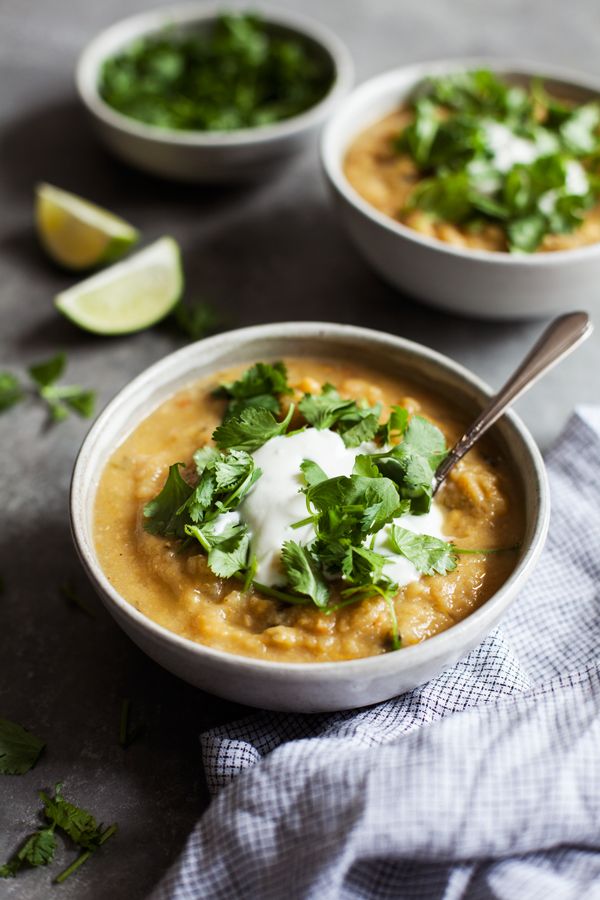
[281,541,330,607]
[377,405,409,445]
[352,454,380,478]
[307,474,400,541]
[224,393,281,421]
[560,103,600,155]
[28,352,66,387]
[173,300,220,340]
[212,404,294,452]
[187,525,250,578]
[143,463,192,537]
[300,458,328,487]
[507,213,547,253]
[219,361,291,400]
[212,449,255,489]
[0,827,56,878]
[0,373,23,412]
[25,353,96,422]
[298,383,356,429]
[338,412,380,448]
[193,446,220,475]
[342,545,390,585]
[40,385,96,421]
[388,526,457,575]
[371,415,447,513]
[40,783,105,850]
[0,718,45,775]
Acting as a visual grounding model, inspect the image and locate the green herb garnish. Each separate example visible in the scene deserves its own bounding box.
[0,353,96,423]
[0,718,45,775]
[1,783,117,883]
[99,13,332,133]
[142,361,516,653]
[397,69,600,251]
[173,299,221,341]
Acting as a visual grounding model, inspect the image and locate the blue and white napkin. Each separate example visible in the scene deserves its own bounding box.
[151,408,600,900]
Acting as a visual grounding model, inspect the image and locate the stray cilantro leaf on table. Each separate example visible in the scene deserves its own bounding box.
[0,372,23,412]
[173,299,220,341]
[2,782,118,883]
[0,718,45,775]
[29,352,96,422]
[0,827,57,879]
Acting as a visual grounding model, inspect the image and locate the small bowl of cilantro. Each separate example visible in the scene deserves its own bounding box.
[322,60,600,319]
[76,5,352,182]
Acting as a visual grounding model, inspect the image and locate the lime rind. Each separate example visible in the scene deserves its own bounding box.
[35,182,139,271]
[54,236,183,336]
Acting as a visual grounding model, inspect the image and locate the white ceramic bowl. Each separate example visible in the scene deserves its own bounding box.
[70,322,549,712]
[322,59,600,319]
[76,3,353,183]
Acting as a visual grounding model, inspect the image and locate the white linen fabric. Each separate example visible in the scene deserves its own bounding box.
[151,408,600,900]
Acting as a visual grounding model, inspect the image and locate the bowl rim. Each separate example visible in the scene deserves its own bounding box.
[321,56,600,266]
[75,1,354,147]
[70,321,550,679]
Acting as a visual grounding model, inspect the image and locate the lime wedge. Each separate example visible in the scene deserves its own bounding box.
[36,182,139,271]
[55,237,183,335]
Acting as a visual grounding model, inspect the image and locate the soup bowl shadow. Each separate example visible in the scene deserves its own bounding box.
[70,322,549,712]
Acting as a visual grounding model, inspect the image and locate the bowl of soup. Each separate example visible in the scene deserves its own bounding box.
[70,322,549,711]
[321,59,600,318]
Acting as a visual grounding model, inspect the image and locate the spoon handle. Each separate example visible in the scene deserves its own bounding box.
[433,311,593,492]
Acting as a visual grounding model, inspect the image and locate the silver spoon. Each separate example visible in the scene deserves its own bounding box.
[433,311,593,493]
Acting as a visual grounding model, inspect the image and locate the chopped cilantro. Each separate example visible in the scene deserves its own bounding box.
[99,14,333,133]
[0,718,45,775]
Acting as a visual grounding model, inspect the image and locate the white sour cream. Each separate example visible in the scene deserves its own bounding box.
[239,429,446,588]
[483,121,541,173]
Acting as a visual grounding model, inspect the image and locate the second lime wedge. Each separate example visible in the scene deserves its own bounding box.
[55,237,183,335]
[36,182,139,271]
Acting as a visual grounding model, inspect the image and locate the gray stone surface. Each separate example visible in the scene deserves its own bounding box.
[1,0,599,896]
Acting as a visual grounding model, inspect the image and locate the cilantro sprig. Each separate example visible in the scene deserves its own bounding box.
[1,783,117,882]
[0,353,95,423]
[397,69,600,251]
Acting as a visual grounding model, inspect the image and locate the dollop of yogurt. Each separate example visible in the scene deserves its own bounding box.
[238,429,446,588]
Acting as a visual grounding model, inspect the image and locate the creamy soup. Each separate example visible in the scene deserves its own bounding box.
[94,359,524,662]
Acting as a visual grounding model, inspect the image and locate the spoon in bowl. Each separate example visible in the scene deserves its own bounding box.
[433,311,593,494]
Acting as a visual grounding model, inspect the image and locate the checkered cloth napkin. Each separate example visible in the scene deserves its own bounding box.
[151,407,600,900]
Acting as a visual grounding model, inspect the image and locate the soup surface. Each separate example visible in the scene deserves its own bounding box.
[94,358,524,662]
